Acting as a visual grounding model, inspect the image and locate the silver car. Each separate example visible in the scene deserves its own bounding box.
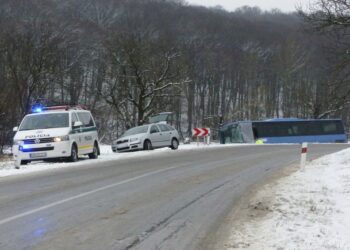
[112,123,180,152]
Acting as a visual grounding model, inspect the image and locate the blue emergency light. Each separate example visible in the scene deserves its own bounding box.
[30,98,49,113]
[31,104,44,113]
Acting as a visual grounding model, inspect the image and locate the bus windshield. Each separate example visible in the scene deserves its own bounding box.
[19,113,69,131]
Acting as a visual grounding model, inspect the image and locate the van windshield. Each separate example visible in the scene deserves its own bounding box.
[19,113,69,131]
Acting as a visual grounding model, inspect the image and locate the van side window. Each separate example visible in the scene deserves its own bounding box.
[71,113,79,127]
[77,112,95,127]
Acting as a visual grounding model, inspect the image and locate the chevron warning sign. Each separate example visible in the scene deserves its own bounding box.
[192,128,210,137]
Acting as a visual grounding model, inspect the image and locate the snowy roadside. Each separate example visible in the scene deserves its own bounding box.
[0,143,250,178]
[225,148,350,250]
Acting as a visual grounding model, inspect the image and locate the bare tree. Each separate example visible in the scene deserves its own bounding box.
[300,0,350,118]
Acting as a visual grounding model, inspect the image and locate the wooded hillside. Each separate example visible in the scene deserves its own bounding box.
[0,0,349,148]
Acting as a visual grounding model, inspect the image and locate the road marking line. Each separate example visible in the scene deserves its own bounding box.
[0,166,182,226]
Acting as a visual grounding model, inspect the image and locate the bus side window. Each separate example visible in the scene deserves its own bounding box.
[323,122,337,134]
[252,127,258,139]
[231,125,243,143]
[224,126,232,143]
[292,126,297,135]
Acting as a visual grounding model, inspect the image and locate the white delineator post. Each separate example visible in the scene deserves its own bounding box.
[300,142,308,172]
[14,158,21,169]
[13,150,21,169]
[207,129,211,145]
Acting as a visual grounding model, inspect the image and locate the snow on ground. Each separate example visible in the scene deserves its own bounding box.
[1,146,12,155]
[225,148,350,250]
[0,143,250,178]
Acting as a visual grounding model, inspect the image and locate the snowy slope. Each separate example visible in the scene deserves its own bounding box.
[225,148,350,250]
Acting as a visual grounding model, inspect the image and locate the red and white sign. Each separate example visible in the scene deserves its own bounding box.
[192,128,210,137]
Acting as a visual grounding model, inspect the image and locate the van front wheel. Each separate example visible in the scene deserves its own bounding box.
[69,145,79,162]
[89,143,98,159]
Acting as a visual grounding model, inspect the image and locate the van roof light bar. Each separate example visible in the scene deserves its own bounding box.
[32,105,87,113]
[50,105,87,110]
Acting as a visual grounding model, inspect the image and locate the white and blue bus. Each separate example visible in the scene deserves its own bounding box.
[219,118,348,144]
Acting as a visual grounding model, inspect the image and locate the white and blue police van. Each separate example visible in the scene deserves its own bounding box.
[12,105,100,167]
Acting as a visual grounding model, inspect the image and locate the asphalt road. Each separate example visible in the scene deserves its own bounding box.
[0,144,348,250]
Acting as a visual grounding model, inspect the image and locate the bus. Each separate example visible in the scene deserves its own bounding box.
[219,118,348,144]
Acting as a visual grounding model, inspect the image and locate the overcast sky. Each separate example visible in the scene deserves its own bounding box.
[186,0,309,12]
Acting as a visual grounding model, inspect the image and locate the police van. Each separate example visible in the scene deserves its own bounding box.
[12,105,100,167]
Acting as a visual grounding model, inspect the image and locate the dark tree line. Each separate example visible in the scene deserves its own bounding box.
[300,0,350,121]
[0,0,349,151]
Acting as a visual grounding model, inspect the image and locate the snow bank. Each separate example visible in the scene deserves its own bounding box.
[0,143,248,178]
[225,148,350,250]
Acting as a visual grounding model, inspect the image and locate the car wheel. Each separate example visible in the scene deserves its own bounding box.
[20,160,30,165]
[69,144,79,162]
[143,140,153,150]
[89,143,99,159]
[170,138,179,150]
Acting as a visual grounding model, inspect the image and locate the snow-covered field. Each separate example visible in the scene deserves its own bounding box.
[0,143,247,177]
[225,148,350,250]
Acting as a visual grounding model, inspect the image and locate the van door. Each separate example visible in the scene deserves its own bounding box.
[70,112,83,152]
[77,111,96,154]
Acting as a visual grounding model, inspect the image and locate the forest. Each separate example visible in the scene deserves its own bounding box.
[0,0,349,149]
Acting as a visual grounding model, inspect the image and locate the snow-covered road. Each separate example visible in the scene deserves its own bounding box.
[225,148,350,250]
[0,143,249,177]
[2,143,350,249]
